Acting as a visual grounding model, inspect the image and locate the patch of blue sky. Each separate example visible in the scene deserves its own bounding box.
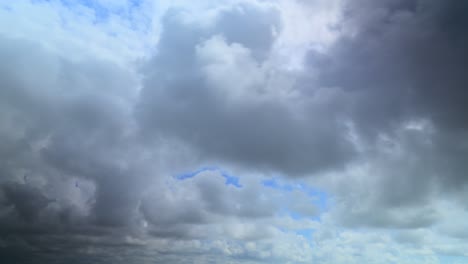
[34,0,148,33]
[282,208,321,222]
[262,178,295,191]
[175,166,242,188]
[128,0,143,8]
[62,0,110,22]
[438,255,468,264]
[176,166,218,180]
[295,228,315,241]
[0,3,12,12]
[287,211,302,220]
[262,177,329,212]
[296,183,329,211]
[58,0,142,23]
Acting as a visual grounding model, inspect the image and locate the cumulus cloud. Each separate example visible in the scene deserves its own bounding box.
[137,5,355,175]
[1,0,468,263]
[301,0,468,232]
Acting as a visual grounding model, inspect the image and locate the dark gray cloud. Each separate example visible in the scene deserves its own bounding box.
[137,5,356,176]
[313,0,468,136]
[1,0,468,263]
[307,0,468,229]
[1,182,51,223]
[0,34,150,262]
[0,14,318,261]
[215,4,281,62]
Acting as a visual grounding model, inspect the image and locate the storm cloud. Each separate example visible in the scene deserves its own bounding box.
[0,0,468,263]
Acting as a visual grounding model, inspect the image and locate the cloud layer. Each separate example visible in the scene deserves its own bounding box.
[0,0,467,263]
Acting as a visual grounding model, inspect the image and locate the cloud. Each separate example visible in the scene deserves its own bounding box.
[1,0,468,263]
[137,5,356,176]
[299,0,468,233]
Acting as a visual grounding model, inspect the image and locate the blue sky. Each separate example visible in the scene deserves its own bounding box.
[176,166,243,188]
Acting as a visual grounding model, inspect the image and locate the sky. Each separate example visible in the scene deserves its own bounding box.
[0,0,467,263]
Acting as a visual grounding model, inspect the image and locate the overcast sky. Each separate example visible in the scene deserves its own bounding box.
[1,0,468,263]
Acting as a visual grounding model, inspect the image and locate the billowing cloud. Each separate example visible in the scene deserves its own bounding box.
[137,5,356,176]
[1,0,468,263]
